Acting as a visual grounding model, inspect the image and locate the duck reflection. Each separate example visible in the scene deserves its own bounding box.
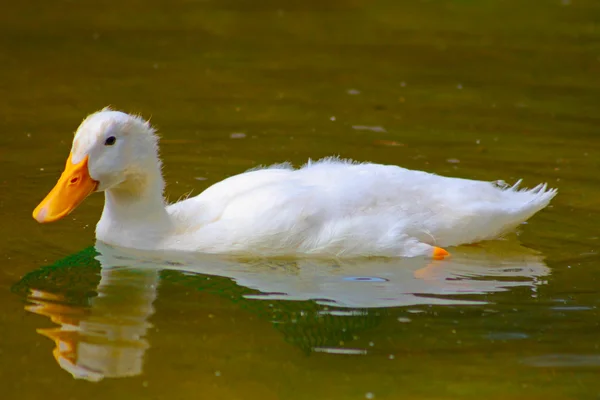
[94,239,549,308]
[18,239,550,381]
[25,267,159,382]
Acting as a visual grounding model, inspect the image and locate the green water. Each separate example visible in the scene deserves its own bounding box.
[2,0,600,398]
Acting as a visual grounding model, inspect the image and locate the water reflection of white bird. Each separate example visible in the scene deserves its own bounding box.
[23,239,550,381]
[26,267,159,382]
[95,239,550,308]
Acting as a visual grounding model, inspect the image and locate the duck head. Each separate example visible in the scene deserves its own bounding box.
[33,108,161,223]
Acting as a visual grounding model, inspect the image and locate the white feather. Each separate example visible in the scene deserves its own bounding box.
[166,157,556,257]
[55,110,557,258]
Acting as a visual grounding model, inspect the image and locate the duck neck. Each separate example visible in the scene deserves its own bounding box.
[99,163,172,234]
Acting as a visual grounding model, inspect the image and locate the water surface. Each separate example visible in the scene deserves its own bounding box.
[1,0,600,399]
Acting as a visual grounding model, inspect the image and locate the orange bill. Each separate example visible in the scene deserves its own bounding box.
[33,154,98,223]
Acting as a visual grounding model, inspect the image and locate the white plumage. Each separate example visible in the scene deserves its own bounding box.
[33,110,557,258]
[167,158,556,257]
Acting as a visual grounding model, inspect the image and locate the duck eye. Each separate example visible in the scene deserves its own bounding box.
[104,136,116,146]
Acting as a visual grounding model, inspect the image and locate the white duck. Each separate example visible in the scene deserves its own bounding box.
[33,109,557,259]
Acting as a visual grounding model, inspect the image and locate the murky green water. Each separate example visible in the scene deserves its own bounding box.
[2,0,600,398]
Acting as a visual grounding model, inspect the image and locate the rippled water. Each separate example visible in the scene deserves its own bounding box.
[2,0,600,399]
